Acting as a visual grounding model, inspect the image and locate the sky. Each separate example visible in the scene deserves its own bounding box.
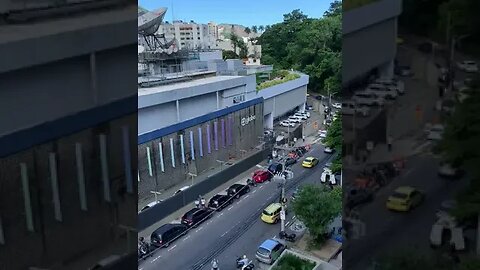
[138,0,331,26]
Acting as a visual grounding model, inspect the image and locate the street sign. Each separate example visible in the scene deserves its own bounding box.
[280,210,286,220]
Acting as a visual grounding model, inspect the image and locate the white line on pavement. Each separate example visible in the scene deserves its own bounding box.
[221,231,229,237]
[196,226,203,233]
[252,189,257,193]
[152,255,161,262]
[167,245,176,251]
[257,207,262,211]
[244,195,250,199]
[218,212,224,217]
[227,206,233,211]
[183,235,191,241]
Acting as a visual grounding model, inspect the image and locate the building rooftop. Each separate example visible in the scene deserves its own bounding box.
[138,75,243,96]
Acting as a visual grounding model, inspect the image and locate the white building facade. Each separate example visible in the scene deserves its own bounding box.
[158,20,217,50]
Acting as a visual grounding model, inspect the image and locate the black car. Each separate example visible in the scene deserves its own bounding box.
[150,224,188,248]
[268,163,283,174]
[346,188,373,209]
[181,208,213,227]
[227,184,250,198]
[284,157,297,167]
[208,194,233,211]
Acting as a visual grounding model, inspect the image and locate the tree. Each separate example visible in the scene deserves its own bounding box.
[259,9,341,94]
[258,25,264,32]
[324,114,342,173]
[229,33,241,54]
[324,0,342,17]
[265,25,271,32]
[244,27,251,34]
[292,185,342,246]
[252,25,258,33]
[222,50,238,59]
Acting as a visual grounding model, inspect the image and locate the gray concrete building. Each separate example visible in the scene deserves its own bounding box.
[0,3,137,269]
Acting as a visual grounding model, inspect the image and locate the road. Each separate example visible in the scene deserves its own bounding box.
[344,153,469,269]
[138,143,334,270]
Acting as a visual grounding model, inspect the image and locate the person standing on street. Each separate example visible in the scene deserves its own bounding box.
[200,197,206,208]
[387,135,393,152]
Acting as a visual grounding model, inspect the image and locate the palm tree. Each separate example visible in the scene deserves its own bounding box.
[265,25,271,32]
[258,25,264,32]
[244,27,251,34]
[252,25,258,33]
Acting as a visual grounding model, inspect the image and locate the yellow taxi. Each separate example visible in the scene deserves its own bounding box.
[302,157,319,168]
[386,186,424,212]
[261,203,282,224]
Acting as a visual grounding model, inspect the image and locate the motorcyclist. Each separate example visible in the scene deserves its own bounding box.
[138,237,149,255]
[211,258,219,270]
[238,255,249,268]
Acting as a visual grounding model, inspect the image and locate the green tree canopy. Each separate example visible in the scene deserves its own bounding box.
[244,27,251,34]
[222,50,239,60]
[259,10,341,94]
[292,184,342,246]
[324,114,342,173]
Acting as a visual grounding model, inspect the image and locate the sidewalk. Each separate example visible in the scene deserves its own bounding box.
[138,148,261,211]
[139,157,270,240]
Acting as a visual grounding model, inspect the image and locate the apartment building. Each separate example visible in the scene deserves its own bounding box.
[159,20,217,50]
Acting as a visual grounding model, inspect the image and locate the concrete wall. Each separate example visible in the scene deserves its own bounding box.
[342,0,402,84]
[138,102,263,200]
[0,114,137,269]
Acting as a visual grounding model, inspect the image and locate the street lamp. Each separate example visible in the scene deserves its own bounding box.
[188,172,197,186]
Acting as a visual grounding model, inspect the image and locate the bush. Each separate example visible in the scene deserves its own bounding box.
[256,72,300,91]
[272,254,316,270]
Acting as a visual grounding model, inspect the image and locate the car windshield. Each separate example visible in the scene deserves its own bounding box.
[262,210,272,216]
[391,192,409,199]
[257,247,270,256]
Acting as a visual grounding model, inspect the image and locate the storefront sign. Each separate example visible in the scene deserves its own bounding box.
[233,94,246,104]
[241,115,256,126]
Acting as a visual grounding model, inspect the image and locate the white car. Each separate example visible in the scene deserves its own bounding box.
[332,102,342,109]
[366,83,398,100]
[297,111,310,118]
[352,91,385,107]
[342,101,370,116]
[427,124,445,140]
[457,60,478,73]
[288,116,303,123]
[324,146,334,154]
[438,161,463,178]
[293,113,308,120]
[457,87,472,103]
[280,120,295,127]
[319,130,327,139]
[375,78,405,95]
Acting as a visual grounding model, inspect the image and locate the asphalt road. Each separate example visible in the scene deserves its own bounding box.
[138,143,334,270]
[344,154,469,269]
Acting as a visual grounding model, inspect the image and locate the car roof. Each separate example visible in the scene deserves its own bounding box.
[153,223,185,234]
[394,186,415,194]
[177,186,190,191]
[229,183,244,188]
[305,157,315,160]
[211,194,226,200]
[264,203,282,213]
[259,239,280,250]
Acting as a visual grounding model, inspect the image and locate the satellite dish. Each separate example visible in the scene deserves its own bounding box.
[138,7,167,35]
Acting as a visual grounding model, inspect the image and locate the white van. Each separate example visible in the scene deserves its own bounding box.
[173,186,190,196]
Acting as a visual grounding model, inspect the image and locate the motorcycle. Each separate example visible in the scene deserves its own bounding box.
[246,178,257,187]
[236,257,255,269]
[138,242,152,260]
[279,231,296,242]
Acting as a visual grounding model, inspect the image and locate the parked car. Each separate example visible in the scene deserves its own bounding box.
[227,183,250,198]
[457,60,478,73]
[324,146,334,154]
[438,161,464,179]
[253,170,272,183]
[279,120,295,127]
[319,130,327,139]
[374,78,405,95]
[427,124,445,141]
[255,238,287,265]
[296,111,310,118]
[293,113,307,120]
[288,116,303,123]
[352,91,385,107]
[342,101,370,116]
[346,188,373,209]
[181,208,213,227]
[332,102,342,109]
[284,157,297,167]
[302,157,319,168]
[208,194,234,211]
[386,186,424,212]
[366,83,398,100]
[150,224,188,248]
[268,163,283,174]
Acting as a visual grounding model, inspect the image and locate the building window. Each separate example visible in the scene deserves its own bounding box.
[198,37,201,40]
[181,42,185,45]
[180,37,185,40]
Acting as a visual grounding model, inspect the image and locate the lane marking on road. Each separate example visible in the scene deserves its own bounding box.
[259,185,265,189]
[244,195,250,199]
[252,189,257,194]
[218,212,224,217]
[152,255,161,262]
[257,207,262,211]
[227,206,233,211]
[196,226,204,233]
[221,230,229,237]
[183,235,191,241]
[167,245,177,251]
[404,168,413,176]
